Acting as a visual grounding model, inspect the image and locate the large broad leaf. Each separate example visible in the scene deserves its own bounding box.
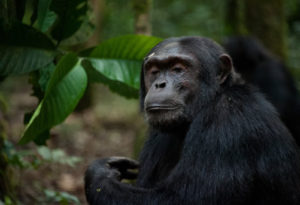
[50,0,88,43]
[82,59,141,98]
[19,53,88,144]
[0,23,56,77]
[82,35,162,98]
[34,0,57,32]
[59,15,95,46]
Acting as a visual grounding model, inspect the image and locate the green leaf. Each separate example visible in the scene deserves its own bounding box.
[37,146,52,160]
[27,63,56,103]
[82,59,141,98]
[59,8,95,46]
[37,146,81,166]
[82,35,162,98]
[38,63,56,92]
[50,0,88,42]
[0,23,56,77]
[89,35,162,60]
[33,130,50,145]
[44,189,80,205]
[22,0,38,26]
[19,53,88,144]
[34,0,57,32]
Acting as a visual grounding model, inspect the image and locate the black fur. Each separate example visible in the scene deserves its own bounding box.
[224,36,300,144]
[85,37,300,205]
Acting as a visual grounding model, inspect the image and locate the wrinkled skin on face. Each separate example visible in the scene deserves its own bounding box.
[143,42,200,128]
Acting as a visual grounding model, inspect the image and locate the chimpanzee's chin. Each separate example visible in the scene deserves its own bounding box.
[146,111,190,131]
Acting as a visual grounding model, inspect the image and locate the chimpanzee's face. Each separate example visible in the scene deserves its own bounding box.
[143,42,200,128]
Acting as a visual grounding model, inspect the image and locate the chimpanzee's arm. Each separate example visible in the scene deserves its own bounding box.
[84,157,183,205]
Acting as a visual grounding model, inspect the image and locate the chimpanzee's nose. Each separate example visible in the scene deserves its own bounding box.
[155,81,167,89]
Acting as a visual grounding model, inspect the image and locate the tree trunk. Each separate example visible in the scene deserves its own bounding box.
[84,0,105,47]
[224,0,246,35]
[75,0,105,112]
[133,0,152,35]
[244,0,287,59]
[132,0,152,158]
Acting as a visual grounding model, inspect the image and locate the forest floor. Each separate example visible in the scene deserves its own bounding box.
[1,76,147,204]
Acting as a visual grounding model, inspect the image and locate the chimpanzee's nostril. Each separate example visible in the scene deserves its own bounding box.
[155,81,166,89]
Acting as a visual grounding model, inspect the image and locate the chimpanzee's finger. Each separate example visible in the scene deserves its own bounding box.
[108,169,121,180]
[121,169,139,180]
[107,156,139,169]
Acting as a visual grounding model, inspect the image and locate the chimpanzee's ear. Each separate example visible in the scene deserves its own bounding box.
[218,54,233,84]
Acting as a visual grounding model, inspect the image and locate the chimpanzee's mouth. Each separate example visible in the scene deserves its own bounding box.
[146,104,181,112]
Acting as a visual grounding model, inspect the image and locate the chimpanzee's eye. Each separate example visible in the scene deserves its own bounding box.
[149,67,160,76]
[172,67,183,73]
[171,64,186,73]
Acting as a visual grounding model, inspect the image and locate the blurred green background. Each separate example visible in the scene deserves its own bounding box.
[1,0,300,204]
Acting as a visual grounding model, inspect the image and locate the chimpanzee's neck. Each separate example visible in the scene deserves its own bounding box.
[137,126,189,188]
[149,128,187,186]
[152,120,190,137]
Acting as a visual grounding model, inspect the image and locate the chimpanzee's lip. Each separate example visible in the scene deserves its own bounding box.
[146,104,180,112]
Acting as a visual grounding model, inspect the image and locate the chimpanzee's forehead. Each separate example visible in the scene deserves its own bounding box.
[145,41,195,62]
[154,41,184,55]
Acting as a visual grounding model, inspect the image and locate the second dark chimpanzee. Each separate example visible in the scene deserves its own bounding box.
[85,37,300,205]
[224,36,300,144]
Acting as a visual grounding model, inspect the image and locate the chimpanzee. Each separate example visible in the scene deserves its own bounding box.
[224,36,300,144]
[84,37,300,205]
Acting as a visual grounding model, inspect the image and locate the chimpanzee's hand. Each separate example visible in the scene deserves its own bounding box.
[105,156,139,180]
[85,157,139,184]
[84,157,139,202]
[84,157,139,200]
